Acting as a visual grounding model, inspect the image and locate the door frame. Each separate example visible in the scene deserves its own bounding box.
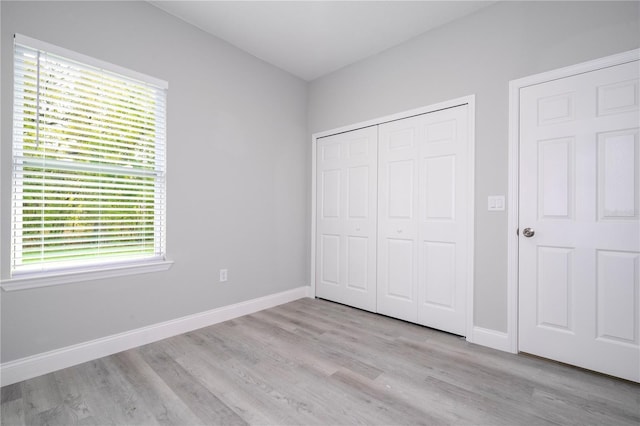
[311,95,476,339]
[506,49,640,353]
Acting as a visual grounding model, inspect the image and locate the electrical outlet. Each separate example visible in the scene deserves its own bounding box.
[219,269,228,282]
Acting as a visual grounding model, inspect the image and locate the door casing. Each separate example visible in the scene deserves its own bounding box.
[507,49,640,353]
[311,95,476,341]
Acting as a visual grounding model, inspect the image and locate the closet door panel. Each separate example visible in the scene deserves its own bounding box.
[316,127,378,312]
[378,105,469,335]
[386,238,415,300]
[423,155,455,220]
[417,106,469,335]
[422,241,456,308]
[378,117,421,322]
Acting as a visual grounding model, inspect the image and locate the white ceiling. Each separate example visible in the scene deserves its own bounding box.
[149,1,497,81]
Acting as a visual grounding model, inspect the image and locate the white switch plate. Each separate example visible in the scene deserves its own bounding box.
[488,195,505,211]
[219,269,228,282]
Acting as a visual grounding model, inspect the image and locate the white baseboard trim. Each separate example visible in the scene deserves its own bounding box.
[468,326,513,353]
[1,285,312,386]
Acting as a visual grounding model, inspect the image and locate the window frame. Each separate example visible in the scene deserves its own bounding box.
[2,34,172,291]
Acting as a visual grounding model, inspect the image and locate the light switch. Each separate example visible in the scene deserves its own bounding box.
[488,195,505,211]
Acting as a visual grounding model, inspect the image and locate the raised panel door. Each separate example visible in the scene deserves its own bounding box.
[417,106,468,335]
[378,105,469,332]
[519,60,640,382]
[378,118,420,322]
[316,127,378,312]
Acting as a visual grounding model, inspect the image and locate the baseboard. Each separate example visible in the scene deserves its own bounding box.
[1,285,312,386]
[468,326,513,353]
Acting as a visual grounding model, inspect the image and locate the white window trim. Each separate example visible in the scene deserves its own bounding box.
[14,34,168,90]
[1,259,174,291]
[7,34,171,290]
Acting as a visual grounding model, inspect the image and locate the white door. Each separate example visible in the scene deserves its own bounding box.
[519,60,640,382]
[378,105,470,335]
[316,127,378,312]
[377,115,420,323]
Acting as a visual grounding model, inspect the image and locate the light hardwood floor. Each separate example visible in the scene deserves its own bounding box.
[2,297,639,425]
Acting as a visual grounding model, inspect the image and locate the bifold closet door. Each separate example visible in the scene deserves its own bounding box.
[316,127,378,312]
[377,105,469,335]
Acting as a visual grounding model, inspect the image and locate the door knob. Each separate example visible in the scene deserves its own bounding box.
[522,227,535,238]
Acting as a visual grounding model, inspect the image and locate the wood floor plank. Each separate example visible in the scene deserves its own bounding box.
[0,398,25,426]
[211,323,409,425]
[108,350,203,425]
[138,344,247,426]
[20,372,75,426]
[374,371,520,426]
[51,361,112,425]
[330,367,449,425]
[55,358,158,425]
[285,298,433,342]
[2,298,639,425]
[231,314,339,376]
[249,310,385,380]
[1,383,22,404]
[162,332,302,425]
[423,335,640,421]
[171,347,294,425]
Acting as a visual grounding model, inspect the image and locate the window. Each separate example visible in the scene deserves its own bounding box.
[10,34,168,283]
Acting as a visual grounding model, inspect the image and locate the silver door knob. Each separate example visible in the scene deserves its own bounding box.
[522,228,535,238]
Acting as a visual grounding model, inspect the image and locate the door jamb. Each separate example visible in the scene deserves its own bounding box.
[506,49,640,353]
[311,95,476,340]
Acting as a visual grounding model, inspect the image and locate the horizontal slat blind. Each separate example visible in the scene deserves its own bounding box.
[11,36,167,276]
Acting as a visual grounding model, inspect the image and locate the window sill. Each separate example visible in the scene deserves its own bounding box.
[1,260,174,292]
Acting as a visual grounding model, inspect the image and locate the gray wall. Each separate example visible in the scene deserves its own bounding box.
[1,1,308,362]
[307,1,640,332]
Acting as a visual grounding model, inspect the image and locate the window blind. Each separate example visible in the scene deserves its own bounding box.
[11,35,167,276]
